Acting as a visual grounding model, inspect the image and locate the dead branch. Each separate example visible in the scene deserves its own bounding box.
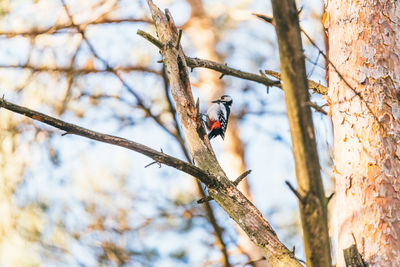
[145,0,301,266]
[285,181,304,203]
[0,97,213,186]
[137,30,327,96]
[185,57,279,87]
[233,170,252,186]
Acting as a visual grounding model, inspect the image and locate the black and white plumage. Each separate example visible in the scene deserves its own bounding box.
[206,95,232,140]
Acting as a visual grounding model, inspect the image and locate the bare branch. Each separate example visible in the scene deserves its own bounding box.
[285,181,304,203]
[137,30,328,96]
[137,30,279,87]
[137,30,164,49]
[243,256,267,266]
[185,57,280,87]
[176,29,183,49]
[233,170,252,186]
[145,1,301,266]
[327,192,335,203]
[306,101,328,115]
[197,170,252,203]
[0,97,213,186]
[139,29,280,88]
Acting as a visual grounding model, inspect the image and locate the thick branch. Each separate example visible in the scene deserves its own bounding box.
[271,1,331,266]
[0,97,213,186]
[145,1,301,266]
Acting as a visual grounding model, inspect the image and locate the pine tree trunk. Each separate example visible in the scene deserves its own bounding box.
[326,1,400,265]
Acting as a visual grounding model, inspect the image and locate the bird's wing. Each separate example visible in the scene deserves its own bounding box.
[206,103,220,121]
[218,105,228,133]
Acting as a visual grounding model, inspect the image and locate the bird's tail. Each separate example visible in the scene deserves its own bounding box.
[208,130,217,140]
[208,129,224,140]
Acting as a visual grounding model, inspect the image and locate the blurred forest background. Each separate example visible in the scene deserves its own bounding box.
[0,0,333,266]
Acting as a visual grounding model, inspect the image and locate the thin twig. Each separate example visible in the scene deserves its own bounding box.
[327,192,335,203]
[197,195,213,204]
[176,29,182,49]
[285,181,304,203]
[306,101,328,115]
[185,57,280,87]
[144,161,161,168]
[233,170,252,186]
[137,30,163,49]
[242,256,267,266]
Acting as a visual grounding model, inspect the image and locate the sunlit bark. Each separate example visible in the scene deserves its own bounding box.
[326,0,400,265]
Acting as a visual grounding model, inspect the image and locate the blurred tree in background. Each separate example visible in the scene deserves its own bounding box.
[0,0,331,266]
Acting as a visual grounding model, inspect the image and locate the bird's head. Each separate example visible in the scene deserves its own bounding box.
[212,95,232,106]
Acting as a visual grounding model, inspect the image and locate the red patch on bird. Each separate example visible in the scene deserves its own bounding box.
[210,121,221,130]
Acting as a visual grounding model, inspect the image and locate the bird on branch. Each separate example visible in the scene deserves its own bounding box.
[205,95,232,140]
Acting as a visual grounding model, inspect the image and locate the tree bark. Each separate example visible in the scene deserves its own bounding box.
[271,1,331,266]
[326,0,400,266]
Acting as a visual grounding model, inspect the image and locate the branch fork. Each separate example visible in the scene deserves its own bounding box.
[197,170,252,204]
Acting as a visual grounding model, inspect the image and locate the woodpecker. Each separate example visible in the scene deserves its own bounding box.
[206,95,233,140]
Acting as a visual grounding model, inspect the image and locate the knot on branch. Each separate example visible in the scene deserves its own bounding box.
[233,170,252,186]
[197,171,251,204]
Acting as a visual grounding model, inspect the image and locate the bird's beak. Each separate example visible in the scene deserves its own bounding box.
[212,100,219,103]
